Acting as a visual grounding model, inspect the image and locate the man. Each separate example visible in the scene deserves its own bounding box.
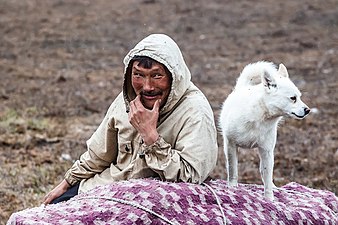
[43,34,218,204]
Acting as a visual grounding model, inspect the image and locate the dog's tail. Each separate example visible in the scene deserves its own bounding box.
[235,61,277,89]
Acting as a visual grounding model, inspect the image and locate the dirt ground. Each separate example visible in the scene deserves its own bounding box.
[1,0,337,223]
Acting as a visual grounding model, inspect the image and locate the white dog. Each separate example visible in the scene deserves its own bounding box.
[219,61,310,200]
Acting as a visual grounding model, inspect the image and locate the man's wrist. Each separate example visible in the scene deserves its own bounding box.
[142,132,159,146]
[140,135,171,156]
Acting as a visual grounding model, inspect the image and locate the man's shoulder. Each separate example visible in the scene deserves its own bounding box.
[183,87,211,106]
[178,88,213,116]
[106,92,125,114]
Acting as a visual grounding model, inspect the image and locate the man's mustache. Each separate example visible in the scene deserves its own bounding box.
[140,91,162,97]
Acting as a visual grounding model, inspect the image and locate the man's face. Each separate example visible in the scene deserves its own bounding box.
[131,61,171,110]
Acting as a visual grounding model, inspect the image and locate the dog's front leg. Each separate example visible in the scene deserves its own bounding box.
[258,147,275,201]
[225,141,238,187]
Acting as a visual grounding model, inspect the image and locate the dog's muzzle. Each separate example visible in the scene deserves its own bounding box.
[292,107,311,119]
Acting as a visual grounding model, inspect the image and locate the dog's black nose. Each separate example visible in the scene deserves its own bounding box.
[304,108,311,115]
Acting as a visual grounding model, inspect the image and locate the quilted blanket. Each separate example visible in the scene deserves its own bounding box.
[7,179,338,225]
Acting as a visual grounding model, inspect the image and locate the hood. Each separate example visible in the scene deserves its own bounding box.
[122,33,192,115]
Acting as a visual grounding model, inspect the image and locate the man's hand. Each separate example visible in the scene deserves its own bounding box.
[129,95,160,145]
[43,179,70,205]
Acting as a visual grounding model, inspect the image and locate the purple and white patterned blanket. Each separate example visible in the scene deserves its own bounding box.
[7,179,338,224]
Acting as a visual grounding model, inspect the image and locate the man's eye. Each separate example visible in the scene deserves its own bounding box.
[290,96,297,103]
[152,74,163,79]
[133,73,143,78]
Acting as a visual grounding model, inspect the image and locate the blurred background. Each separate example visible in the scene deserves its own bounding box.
[0,0,337,223]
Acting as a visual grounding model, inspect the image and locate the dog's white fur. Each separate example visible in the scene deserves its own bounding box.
[219,61,310,200]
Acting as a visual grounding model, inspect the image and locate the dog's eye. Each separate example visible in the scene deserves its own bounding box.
[290,96,297,103]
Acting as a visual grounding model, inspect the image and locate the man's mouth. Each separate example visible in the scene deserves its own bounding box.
[142,94,158,100]
[141,92,162,100]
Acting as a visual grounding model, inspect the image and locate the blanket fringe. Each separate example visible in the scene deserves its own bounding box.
[203,183,227,225]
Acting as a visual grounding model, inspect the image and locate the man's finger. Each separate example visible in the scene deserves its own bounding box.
[43,194,51,205]
[133,95,143,108]
[43,198,50,205]
[129,97,138,115]
[152,99,161,112]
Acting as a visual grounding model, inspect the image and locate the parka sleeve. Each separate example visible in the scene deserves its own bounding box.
[64,99,119,186]
[142,115,218,184]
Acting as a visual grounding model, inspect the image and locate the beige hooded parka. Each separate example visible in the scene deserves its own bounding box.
[64,34,218,193]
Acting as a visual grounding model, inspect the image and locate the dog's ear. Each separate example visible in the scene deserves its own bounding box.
[262,70,277,91]
[278,63,289,78]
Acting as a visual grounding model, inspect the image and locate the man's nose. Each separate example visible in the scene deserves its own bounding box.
[143,77,154,91]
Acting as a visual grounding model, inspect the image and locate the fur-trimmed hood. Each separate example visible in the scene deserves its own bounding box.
[122,34,192,115]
